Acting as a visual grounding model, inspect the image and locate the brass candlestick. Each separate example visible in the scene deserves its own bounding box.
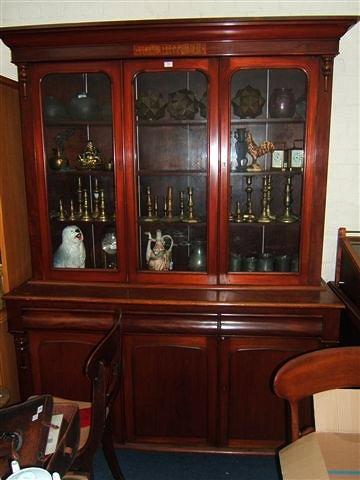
[154,195,158,218]
[98,189,108,222]
[164,186,177,222]
[143,185,156,222]
[258,176,271,223]
[167,186,173,220]
[242,176,256,223]
[163,195,168,218]
[58,199,66,221]
[183,186,198,223]
[179,191,185,220]
[266,174,276,220]
[234,201,243,223]
[69,199,77,220]
[81,189,91,221]
[77,177,83,219]
[279,176,298,223]
[92,178,100,219]
[229,185,234,222]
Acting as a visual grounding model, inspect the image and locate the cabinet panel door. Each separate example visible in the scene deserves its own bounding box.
[28,330,102,401]
[30,62,126,282]
[219,336,319,449]
[123,58,219,285]
[123,334,217,445]
[219,56,322,286]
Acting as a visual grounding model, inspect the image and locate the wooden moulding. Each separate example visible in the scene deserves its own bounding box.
[0,17,357,63]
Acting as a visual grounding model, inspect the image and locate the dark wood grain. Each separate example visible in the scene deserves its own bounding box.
[1,18,357,286]
[4,281,343,451]
[123,334,217,445]
[1,16,357,453]
[28,329,99,400]
[219,336,319,448]
[1,17,357,63]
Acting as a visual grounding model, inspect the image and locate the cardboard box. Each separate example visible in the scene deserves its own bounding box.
[279,389,360,480]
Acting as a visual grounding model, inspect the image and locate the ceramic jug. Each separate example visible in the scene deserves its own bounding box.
[145,230,174,271]
[48,146,68,171]
[269,88,296,118]
[43,96,67,120]
[69,92,99,120]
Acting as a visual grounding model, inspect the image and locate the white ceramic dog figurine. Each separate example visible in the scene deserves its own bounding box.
[53,225,86,268]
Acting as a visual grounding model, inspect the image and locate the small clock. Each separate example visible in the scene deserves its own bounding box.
[289,148,304,171]
[288,140,304,171]
[271,145,287,171]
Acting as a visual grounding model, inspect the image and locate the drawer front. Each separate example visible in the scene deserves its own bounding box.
[122,312,218,335]
[220,313,323,337]
[22,308,115,331]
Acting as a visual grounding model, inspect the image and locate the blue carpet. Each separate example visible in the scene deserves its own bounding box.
[94,449,282,479]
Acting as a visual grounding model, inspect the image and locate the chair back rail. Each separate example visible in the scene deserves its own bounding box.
[70,311,124,479]
[273,346,360,441]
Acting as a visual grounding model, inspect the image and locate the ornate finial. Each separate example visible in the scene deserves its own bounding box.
[19,64,28,99]
[14,334,29,370]
[322,56,333,93]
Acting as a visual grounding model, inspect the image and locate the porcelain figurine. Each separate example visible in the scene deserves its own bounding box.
[145,229,174,271]
[53,225,86,268]
[245,131,274,171]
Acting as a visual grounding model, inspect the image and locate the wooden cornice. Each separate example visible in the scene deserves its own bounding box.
[1,16,358,63]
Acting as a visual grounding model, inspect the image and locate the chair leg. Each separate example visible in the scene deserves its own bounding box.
[102,430,125,480]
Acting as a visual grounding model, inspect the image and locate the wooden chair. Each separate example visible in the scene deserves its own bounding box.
[59,312,125,480]
[273,346,360,442]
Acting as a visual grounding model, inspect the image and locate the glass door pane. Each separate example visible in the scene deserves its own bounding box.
[41,72,117,270]
[228,68,307,274]
[134,70,208,273]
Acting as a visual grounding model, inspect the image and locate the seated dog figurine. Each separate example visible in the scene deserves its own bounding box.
[53,225,86,268]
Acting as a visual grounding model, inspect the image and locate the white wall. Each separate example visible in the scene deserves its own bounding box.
[1,1,359,282]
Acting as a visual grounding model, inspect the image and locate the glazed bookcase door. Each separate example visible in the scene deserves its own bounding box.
[123,59,219,285]
[32,62,126,281]
[220,57,319,286]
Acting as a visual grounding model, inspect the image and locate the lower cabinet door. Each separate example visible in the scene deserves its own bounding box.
[123,334,217,446]
[28,329,103,401]
[219,336,320,450]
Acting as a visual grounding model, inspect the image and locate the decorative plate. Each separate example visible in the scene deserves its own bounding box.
[136,91,167,120]
[198,91,207,119]
[232,85,265,119]
[167,89,199,120]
